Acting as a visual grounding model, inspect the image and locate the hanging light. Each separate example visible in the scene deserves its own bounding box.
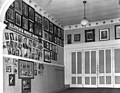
[81,1,89,26]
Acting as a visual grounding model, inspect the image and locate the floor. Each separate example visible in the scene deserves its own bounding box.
[56,88,120,93]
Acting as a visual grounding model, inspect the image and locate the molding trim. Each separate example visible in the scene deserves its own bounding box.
[3,54,64,67]
[64,18,120,30]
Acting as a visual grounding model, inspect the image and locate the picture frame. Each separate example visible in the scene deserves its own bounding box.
[9,74,15,86]
[22,1,28,17]
[28,20,34,33]
[53,25,57,35]
[18,59,34,79]
[22,79,31,93]
[44,31,49,41]
[44,50,51,63]
[67,34,72,44]
[34,24,42,37]
[6,8,14,23]
[74,34,81,41]
[35,12,42,25]
[49,22,53,33]
[99,28,110,41]
[15,12,21,27]
[22,16,28,30]
[15,0,22,14]
[115,25,120,39]
[28,6,35,21]
[85,29,95,42]
[43,17,49,32]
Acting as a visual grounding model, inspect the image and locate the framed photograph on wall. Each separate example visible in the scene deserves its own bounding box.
[44,31,49,41]
[18,59,34,79]
[44,50,51,63]
[22,17,28,30]
[15,12,21,27]
[49,22,53,33]
[9,74,15,86]
[28,20,34,33]
[28,6,35,21]
[43,17,49,32]
[99,28,110,41]
[34,24,42,37]
[15,0,22,14]
[22,79,31,93]
[115,25,120,39]
[6,8,14,23]
[22,1,28,17]
[74,34,81,41]
[35,12,42,25]
[85,29,95,42]
[67,34,72,44]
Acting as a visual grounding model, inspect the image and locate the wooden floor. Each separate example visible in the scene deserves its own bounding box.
[56,88,120,93]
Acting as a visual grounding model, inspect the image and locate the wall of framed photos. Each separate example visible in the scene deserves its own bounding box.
[4,0,64,64]
[65,23,120,45]
[3,57,64,93]
[3,0,65,93]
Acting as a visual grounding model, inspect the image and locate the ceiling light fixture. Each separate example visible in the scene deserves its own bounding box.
[80,1,89,26]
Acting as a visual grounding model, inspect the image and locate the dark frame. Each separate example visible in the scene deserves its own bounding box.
[67,34,72,44]
[74,34,81,41]
[28,5,35,21]
[115,25,120,39]
[15,12,21,27]
[22,16,28,30]
[44,31,49,41]
[28,20,34,33]
[44,50,51,63]
[6,8,14,23]
[15,0,22,14]
[34,23,42,37]
[85,29,95,42]
[18,59,34,79]
[22,78,31,93]
[22,1,28,17]
[35,12,42,25]
[43,17,49,32]
[49,22,53,33]
[9,74,15,86]
[99,28,110,41]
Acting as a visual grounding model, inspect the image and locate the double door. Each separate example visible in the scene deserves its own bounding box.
[70,49,120,87]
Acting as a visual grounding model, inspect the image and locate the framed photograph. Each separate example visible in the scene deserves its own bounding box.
[28,6,35,21]
[28,20,34,33]
[22,1,28,17]
[6,66,12,72]
[58,28,61,37]
[9,74,15,86]
[6,8,14,23]
[34,24,42,37]
[85,29,95,42]
[49,22,53,33]
[44,31,49,40]
[99,28,110,41]
[22,17,28,30]
[22,79,31,93]
[44,50,51,63]
[18,59,34,79]
[115,25,120,39]
[15,12,21,27]
[43,17,49,32]
[15,0,22,14]
[53,25,57,35]
[74,34,81,41]
[67,34,72,44]
[35,12,42,25]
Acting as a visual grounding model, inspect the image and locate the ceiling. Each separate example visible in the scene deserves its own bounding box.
[33,0,120,26]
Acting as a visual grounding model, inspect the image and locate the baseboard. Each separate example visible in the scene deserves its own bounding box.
[49,85,70,93]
